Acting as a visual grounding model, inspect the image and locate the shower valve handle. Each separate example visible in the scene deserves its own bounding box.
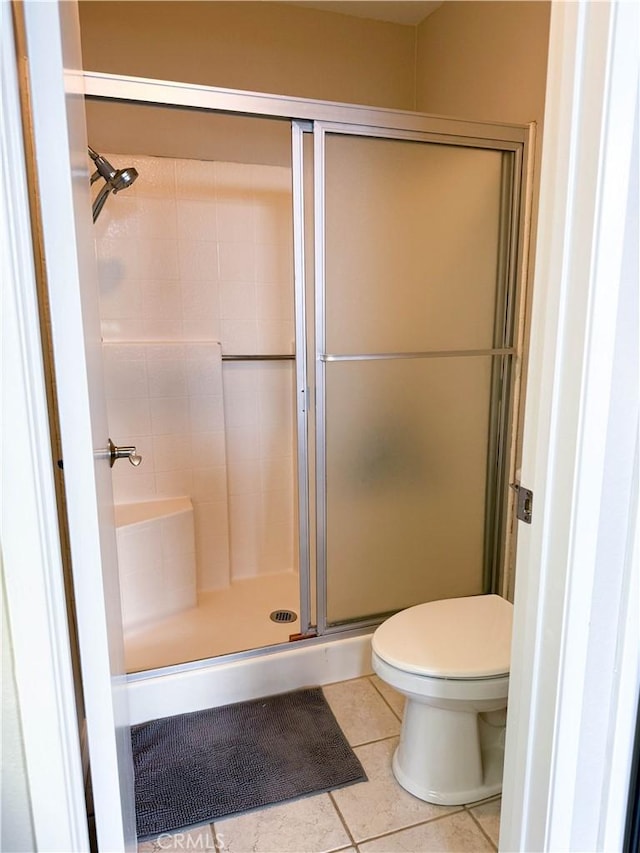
[108,439,143,468]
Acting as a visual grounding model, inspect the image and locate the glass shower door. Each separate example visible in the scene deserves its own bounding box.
[315,127,518,628]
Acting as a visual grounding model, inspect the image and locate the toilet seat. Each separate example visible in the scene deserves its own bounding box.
[372,650,510,706]
[372,594,513,679]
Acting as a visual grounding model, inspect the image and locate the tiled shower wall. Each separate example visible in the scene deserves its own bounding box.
[95,153,297,588]
[103,341,229,591]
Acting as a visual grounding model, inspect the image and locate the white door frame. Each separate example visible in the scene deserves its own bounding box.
[501,1,639,850]
[1,5,89,849]
[17,0,137,849]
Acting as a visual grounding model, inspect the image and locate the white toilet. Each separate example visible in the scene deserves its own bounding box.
[371,593,513,806]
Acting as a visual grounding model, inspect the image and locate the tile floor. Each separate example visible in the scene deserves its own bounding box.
[138,675,501,852]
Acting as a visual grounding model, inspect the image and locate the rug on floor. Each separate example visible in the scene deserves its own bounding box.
[132,686,367,840]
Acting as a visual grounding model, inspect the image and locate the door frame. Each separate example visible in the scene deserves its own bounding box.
[500,1,639,849]
[16,1,137,849]
[1,6,89,848]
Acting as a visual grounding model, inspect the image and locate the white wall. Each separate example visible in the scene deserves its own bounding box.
[2,4,92,844]
[1,570,36,852]
[500,2,639,849]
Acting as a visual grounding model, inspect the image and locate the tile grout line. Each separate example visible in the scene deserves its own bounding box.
[209,819,224,851]
[343,806,468,848]
[328,790,359,850]
[466,807,499,852]
[365,674,404,723]
[349,733,400,750]
[465,793,502,809]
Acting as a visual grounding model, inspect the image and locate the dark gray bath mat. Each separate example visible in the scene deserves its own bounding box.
[132,686,366,840]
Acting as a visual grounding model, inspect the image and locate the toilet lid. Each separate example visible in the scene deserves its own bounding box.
[372,594,513,678]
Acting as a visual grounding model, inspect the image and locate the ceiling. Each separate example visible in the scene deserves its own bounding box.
[289,1,444,26]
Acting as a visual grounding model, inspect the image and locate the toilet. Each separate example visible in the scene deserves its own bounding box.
[371,593,513,806]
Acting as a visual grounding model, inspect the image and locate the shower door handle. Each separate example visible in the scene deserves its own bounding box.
[108,438,143,468]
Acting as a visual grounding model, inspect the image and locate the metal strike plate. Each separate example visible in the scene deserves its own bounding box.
[511,483,533,524]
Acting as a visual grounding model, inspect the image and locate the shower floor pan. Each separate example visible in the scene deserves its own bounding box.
[124,570,300,673]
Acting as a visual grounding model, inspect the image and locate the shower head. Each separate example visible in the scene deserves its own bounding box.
[110,167,139,193]
[88,146,138,222]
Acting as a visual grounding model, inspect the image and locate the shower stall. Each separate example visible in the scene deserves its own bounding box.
[85,79,530,684]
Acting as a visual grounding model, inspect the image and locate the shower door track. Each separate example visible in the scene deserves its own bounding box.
[84,71,533,662]
[83,72,529,145]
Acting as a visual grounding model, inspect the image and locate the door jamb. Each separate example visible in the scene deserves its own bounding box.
[1,8,89,848]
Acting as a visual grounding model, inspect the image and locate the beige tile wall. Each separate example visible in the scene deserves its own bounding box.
[103,341,230,591]
[95,153,297,589]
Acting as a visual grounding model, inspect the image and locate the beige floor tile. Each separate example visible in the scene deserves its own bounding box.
[368,675,405,719]
[469,797,501,847]
[358,810,496,852]
[138,823,217,850]
[323,678,401,746]
[330,738,459,843]
[214,793,351,853]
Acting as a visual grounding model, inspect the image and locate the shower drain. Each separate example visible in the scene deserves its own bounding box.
[270,609,298,624]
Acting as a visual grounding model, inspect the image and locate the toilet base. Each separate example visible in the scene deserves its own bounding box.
[392,742,504,805]
[392,699,507,806]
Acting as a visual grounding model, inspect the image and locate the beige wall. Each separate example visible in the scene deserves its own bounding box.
[79,1,416,109]
[85,104,292,167]
[80,1,416,164]
[81,2,550,169]
[80,0,550,124]
[416,0,551,599]
[416,1,550,126]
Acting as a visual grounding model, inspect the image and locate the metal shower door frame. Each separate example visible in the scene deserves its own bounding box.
[83,71,532,651]
[312,121,526,635]
[291,120,313,634]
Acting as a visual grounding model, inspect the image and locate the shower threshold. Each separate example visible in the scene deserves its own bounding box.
[126,627,375,724]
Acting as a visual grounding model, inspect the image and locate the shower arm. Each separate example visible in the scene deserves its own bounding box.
[88,146,116,182]
[92,182,112,223]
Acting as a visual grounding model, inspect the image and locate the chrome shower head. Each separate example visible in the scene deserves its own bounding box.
[88,146,138,222]
[111,167,138,193]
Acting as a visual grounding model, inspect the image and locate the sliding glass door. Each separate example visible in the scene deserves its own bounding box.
[313,127,520,629]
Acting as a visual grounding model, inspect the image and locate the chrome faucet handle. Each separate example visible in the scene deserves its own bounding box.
[108,439,143,468]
